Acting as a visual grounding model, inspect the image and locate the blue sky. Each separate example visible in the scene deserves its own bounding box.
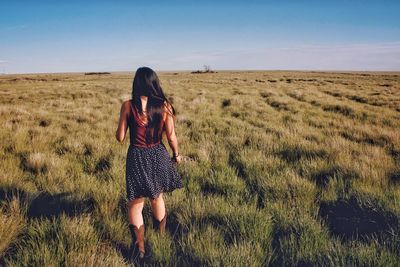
[1,0,399,73]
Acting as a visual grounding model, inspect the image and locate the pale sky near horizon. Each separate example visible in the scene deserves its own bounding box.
[1,0,400,74]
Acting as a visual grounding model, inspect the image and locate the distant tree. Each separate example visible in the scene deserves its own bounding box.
[191,65,216,74]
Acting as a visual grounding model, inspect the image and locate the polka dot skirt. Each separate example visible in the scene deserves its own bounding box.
[125,142,183,200]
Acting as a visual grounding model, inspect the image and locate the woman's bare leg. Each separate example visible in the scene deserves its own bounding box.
[150,193,166,221]
[128,197,145,226]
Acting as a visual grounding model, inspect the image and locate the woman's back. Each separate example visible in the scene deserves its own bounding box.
[128,100,169,148]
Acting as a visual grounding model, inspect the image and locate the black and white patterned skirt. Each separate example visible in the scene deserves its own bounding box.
[125,142,183,201]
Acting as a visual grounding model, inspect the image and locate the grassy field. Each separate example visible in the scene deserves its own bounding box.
[0,70,399,266]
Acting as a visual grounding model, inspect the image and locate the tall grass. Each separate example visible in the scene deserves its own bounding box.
[0,71,399,266]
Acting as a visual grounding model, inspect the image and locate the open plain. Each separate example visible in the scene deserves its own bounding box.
[0,70,399,266]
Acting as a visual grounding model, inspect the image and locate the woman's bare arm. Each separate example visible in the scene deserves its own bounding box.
[116,101,130,142]
[164,103,179,156]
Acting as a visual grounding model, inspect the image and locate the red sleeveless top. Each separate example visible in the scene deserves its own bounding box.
[128,100,165,148]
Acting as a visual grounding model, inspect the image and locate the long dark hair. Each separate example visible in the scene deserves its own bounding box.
[131,67,175,144]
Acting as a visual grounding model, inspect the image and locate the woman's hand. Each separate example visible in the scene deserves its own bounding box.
[171,155,182,164]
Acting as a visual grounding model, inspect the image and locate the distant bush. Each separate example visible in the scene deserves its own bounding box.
[84,72,111,75]
[222,99,231,107]
[191,65,217,74]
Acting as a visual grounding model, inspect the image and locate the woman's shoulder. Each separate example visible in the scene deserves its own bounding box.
[123,99,132,105]
[120,100,133,118]
[121,99,132,110]
[163,100,173,114]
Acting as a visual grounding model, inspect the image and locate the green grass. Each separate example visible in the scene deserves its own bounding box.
[0,71,399,266]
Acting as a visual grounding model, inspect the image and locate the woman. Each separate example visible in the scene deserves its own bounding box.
[115,67,183,261]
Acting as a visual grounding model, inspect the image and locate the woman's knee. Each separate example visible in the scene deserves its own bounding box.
[128,197,145,210]
[150,193,163,205]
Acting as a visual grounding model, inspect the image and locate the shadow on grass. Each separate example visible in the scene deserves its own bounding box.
[277,146,328,164]
[265,99,292,112]
[318,195,399,244]
[388,170,400,185]
[270,225,315,267]
[0,186,94,219]
[388,144,400,163]
[110,240,134,266]
[28,192,94,219]
[322,104,355,118]
[201,181,227,196]
[227,151,265,208]
[200,180,245,199]
[197,214,247,246]
[339,131,391,147]
[311,165,358,188]
[0,186,97,265]
[0,186,29,204]
[79,150,114,181]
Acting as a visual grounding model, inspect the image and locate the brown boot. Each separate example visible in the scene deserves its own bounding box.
[128,224,145,260]
[153,212,167,234]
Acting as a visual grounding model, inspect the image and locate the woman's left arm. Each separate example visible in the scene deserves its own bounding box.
[116,101,130,142]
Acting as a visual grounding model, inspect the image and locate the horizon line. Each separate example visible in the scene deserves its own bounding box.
[1,68,400,76]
